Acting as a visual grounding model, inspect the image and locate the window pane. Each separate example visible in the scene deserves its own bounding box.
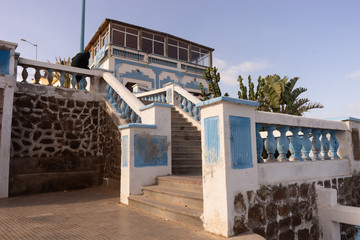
[154,35,164,42]
[201,49,209,54]
[179,48,188,61]
[102,32,109,46]
[154,41,164,55]
[199,53,210,66]
[126,34,138,49]
[142,32,152,39]
[126,28,138,35]
[113,25,125,31]
[141,38,152,54]
[112,30,124,47]
[191,46,199,52]
[168,38,177,45]
[179,42,187,48]
[168,45,177,59]
[191,50,200,63]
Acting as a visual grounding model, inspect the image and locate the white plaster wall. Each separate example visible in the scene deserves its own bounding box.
[116,63,156,81]
[159,71,178,84]
[258,159,351,185]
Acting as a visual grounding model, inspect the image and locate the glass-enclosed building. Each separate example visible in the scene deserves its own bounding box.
[84,18,214,95]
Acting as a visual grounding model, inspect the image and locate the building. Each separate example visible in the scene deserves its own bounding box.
[84,18,214,96]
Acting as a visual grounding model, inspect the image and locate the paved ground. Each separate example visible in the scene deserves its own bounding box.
[0,186,229,240]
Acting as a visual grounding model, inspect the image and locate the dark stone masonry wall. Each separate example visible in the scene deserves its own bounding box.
[10,85,121,195]
[233,173,360,240]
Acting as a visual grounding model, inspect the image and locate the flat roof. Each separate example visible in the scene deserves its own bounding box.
[85,18,214,52]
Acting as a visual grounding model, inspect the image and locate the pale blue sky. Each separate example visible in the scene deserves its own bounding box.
[1,0,359,119]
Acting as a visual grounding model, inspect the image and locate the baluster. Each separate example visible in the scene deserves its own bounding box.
[136,115,141,123]
[193,106,200,121]
[116,95,123,114]
[112,93,119,108]
[79,75,87,90]
[47,69,54,86]
[59,71,67,87]
[179,95,183,108]
[70,73,77,88]
[264,125,277,162]
[125,107,131,122]
[166,88,172,104]
[182,98,188,112]
[311,129,322,160]
[355,226,360,240]
[188,101,193,116]
[120,101,127,119]
[21,66,28,82]
[34,68,41,84]
[130,110,137,123]
[161,92,166,103]
[301,128,312,161]
[329,130,340,159]
[289,127,303,161]
[108,87,115,104]
[105,84,111,99]
[277,126,290,162]
[321,130,331,160]
[256,123,264,163]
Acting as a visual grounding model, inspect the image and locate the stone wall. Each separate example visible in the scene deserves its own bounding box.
[9,83,121,195]
[233,173,360,240]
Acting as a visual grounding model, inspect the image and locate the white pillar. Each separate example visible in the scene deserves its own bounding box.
[196,97,259,237]
[0,40,18,198]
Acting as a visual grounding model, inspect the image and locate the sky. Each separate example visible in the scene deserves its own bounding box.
[1,0,359,119]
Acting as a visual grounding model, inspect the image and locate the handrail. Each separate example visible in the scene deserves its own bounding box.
[174,85,201,105]
[103,72,144,119]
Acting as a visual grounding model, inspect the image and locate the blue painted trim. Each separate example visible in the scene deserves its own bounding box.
[139,103,173,111]
[122,135,129,167]
[0,49,10,75]
[204,116,220,164]
[343,117,360,123]
[196,96,260,108]
[134,134,168,167]
[229,116,254,169]
[118,123,157,129]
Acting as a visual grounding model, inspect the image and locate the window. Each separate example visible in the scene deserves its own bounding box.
[102,31,109,47]
[167,38,188,61]
[141,32,164,56]
[94,43,99,56]
[112,25,138,49]
[190,46,209,66]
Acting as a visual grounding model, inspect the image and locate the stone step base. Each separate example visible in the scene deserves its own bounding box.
[10,171,102,196]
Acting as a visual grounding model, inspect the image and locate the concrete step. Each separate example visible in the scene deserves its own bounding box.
[172,130,201,137]
[156,176,202,193]
[172,159,202,165]
[142,186,203,209]
[171,122,194,127]
[172,135,201,141]
[172,152,202,158]
[10,170,102,196]
[128,195,203,229]
[172,145,201,152]
[172,140,201,146]
[171,126,199,131]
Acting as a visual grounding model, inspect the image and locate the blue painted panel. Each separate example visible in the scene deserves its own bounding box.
[122,135,129,167]
[120,69,155,88]
[204,117,220,164]
[134,135,168,167]
[229,116,253,169]
[0,49,10,75]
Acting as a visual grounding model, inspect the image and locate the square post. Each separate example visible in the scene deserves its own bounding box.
[196,97,259,237]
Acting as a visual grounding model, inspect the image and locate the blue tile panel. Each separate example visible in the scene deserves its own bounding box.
[134,135,168,167]
[204,116,220,164]
[229,116,254,169]
[0,49,10,75]
[122,135,129,167]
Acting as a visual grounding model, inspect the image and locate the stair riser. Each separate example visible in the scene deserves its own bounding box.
[157,178,203,193]
[173,152,202,158]
[172,141,201,146]
[172,136,201,141]
[172,160,202,166]
[171,127,198,131]
[143,190,203,209]
[172,132,201,137]
[129,199,203,230]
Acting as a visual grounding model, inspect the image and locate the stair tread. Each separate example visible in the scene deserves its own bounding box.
[128,195,202,217]
[143,186,203,199]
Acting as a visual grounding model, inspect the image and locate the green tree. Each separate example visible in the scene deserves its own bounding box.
[200,67,222,100]
[238,74,323,116]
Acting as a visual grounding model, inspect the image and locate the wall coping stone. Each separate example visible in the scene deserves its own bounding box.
[118,123,157,130]
[139,103,173,111]
[195,96,260,108]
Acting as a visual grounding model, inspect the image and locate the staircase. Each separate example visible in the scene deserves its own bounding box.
[128,175,203,229]
[171,109,202,175]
